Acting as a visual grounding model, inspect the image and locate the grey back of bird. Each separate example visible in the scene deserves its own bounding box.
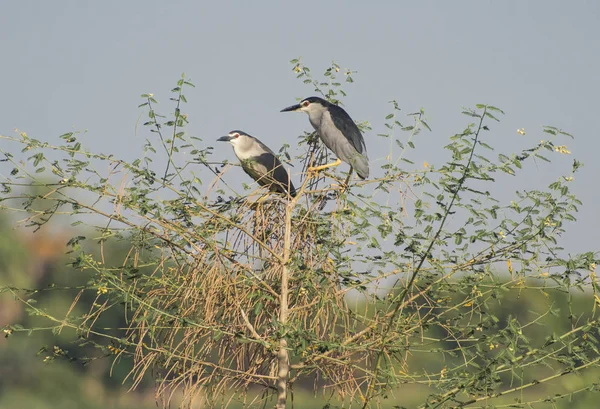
[307,102,369,179]
[232,134,296,197]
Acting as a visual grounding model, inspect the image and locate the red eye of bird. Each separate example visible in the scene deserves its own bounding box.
[302,101,309,107]
[234,133,239,138]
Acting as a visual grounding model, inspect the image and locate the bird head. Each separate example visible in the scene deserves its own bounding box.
[218,130,258,158]
[280,96,328,114]
[217,130,251,147]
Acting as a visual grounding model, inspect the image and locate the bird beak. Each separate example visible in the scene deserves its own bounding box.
[280,103,301,113]
[217,135,233,142]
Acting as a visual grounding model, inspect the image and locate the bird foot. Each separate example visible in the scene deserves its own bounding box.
[306,166,321,178]
[247,194,271,210]
[339,181,349,193]
[307,158,342,176]
[340,172,352,192]
[330,182,349,195]
[330,172,352,193]
[256,195,270,204]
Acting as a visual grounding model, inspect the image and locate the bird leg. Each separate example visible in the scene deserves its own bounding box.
[308,158,342,175]
[330,169,354,194]
[340,168,353,192]
[248,193,270,211]
[256,194,270,204]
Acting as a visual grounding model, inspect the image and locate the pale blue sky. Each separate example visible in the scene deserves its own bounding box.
[1,1,599,252]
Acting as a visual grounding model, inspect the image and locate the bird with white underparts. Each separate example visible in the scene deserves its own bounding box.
[217,130,296,198]
[280,96,369,180]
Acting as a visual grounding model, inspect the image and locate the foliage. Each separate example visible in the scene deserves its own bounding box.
[1,60,600,409]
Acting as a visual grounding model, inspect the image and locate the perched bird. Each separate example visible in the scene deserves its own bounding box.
[217,130,296,197]
[280,96,369,179]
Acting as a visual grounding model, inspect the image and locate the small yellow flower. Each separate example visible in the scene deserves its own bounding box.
[107,345,122,354]
[498,231,505,238]
[489,343,498,350]
[424,161,429,168]
[507,259,513,274]
[564,176,573,182]
[554,145,571,154]
[589,263,596,272]
[97,286,108,295]
[517,128,526,135]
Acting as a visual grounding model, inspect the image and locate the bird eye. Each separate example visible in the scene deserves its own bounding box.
[302,101,310,107]
[233,133,239,138]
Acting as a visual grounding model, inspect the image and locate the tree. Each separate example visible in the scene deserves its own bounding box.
[1,60,599,409]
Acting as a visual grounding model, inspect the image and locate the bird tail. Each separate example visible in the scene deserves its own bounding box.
[288,183,297,197]
[352,154,369,179]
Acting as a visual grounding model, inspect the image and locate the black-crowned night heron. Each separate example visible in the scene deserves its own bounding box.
[217,130,296,197]
[280,96,369,179]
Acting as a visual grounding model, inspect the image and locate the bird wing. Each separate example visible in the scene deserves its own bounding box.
[268,154,296,196]
[328,104,367,155]
[240,153,296,196]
